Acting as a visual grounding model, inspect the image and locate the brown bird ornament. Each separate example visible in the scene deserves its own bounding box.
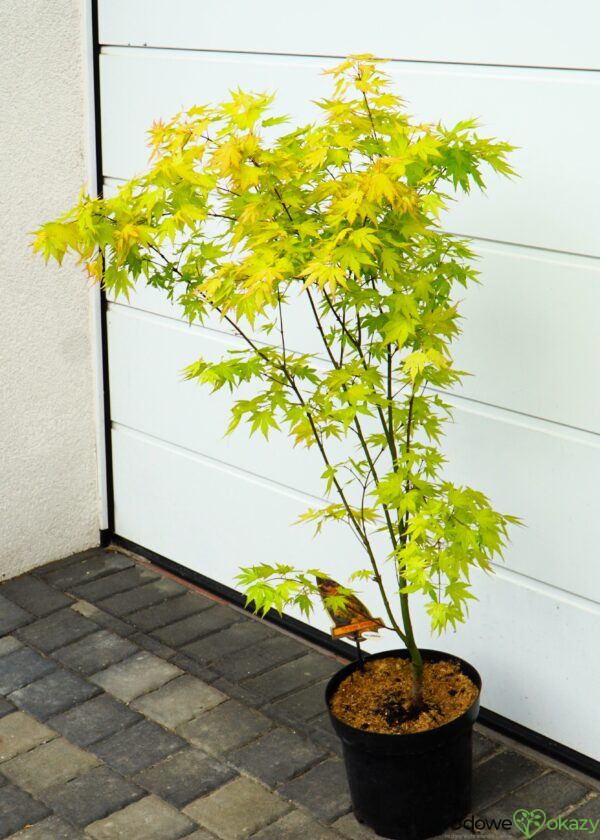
[315,576,384,641]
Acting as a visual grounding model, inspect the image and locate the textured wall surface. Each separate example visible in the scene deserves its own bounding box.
[0,1,99,577]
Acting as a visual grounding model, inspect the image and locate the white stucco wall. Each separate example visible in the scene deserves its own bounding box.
[0,1,100,578]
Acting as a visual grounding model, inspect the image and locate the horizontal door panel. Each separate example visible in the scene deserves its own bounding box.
[100,50,600,257]
[390,64,600,257]
[452,244,600,434]
[100,51,332,180]
[98,0,600,71]
[105,234,600,435]
[108,305,600,602]
[107,305,330,501]
[443,400,600,604]
[112,425,600,760]
[105,287,323,360]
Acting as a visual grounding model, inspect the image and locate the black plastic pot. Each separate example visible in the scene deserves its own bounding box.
[326,648,481,840]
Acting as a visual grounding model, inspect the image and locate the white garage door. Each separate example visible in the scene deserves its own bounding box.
[98,1,600,760]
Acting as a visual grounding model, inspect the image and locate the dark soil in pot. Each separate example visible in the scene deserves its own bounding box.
[331,655,479,734]
[326,649,481,840]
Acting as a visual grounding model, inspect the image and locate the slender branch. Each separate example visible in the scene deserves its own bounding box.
[386,347,399,468]
[339,304,346,368]
[357,67,380,148]
[273,186,294,223]
[305,288,338,370]
[321,286,400,495]
[322,288,362,355]
[304,288,399,551]
[396,378,423,691]
[277,289,287,364]
[207,212,237,222]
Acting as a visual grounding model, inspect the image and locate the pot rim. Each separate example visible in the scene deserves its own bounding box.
[326,647,481,750]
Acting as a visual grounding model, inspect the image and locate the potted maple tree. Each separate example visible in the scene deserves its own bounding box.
[34,56,520,839]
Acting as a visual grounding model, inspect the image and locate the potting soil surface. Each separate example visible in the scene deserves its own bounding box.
[329,656,479,734]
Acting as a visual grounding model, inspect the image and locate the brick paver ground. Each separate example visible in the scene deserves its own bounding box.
[0,547,597,839]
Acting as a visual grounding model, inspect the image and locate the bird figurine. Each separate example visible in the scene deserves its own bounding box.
[315,575,384,665]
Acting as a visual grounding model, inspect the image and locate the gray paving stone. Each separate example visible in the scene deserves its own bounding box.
[0,646,56,694]
[152,605,241,647]
[268,679,329,723]
[481,769,590,836]
[169,653,219,684]
[131,674,226,729]
[0,698,14,718]
[0,595,31,635]
[5,814,84,839]
[133,747,236,808]
[242,651,339,703]
[37,548,106,573]
[90,651,182,703]
[85,795,196,840]
[70,565,159,602]
[210,676,263,707]
[15,608,97,653]
[70,600,136,636]
[253,809,339,839]
[7,667,99,720]
[0,711,56,761]
[472,750,545,811]
[40,765,143,828]
[279,758,351,822]
[0,636,21,656]
[474,730,499,763]
[1,737,99,794]
[129,631,177,660]
[307,711,343,755]
[98,578,186,617]
[40,551,133,590]
[127,590,214,632]
[52,629,137,675]
[48,693,142,747]
[178,698,271,755]
[182,619,274,665]
[537,794,600,840]
[333,812,379,839]
[0,576,71,617]
[309,710,335,732]
[0,783,51,837]
[229,727,326,786]
[183,776,289,839]
[91,719,187,775]
[217,634,308,682]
